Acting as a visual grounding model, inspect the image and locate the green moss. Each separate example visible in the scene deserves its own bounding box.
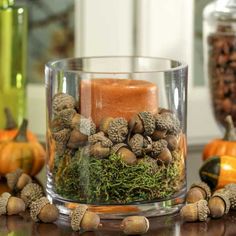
[53,150,184,204]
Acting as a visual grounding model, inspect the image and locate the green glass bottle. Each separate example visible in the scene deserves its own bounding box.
[0,0,27,128]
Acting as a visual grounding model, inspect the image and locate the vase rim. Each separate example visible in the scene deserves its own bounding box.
[45,56,187,75]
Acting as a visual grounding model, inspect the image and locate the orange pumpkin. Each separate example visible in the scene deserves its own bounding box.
[0,108,37,142]
[0,119,45,176]
[202,115,236,161]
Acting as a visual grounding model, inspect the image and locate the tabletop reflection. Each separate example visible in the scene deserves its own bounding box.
[0,209,235,235]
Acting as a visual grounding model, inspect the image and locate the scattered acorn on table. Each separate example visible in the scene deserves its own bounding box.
[6,168,32,193]
[120,216,150,235]
[70,205,101,232]
[180,199,210,222]
[30,197,59,223]
[208,192,230,218]
[0,192,25,215]
[20,183,44,208]
[186,182,211,203]
[181,180,236,223]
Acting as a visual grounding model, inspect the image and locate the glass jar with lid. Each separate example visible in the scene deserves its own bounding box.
[203,0,236,128]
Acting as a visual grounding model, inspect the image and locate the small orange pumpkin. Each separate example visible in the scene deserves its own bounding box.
[0,119,45,176]
[200,155,236,189]
[0,108,37,142]
[202,115,236,161]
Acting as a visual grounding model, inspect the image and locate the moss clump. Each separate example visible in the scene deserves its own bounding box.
[53,150,184,204]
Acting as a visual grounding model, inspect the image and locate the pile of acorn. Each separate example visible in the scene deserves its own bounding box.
[51,93,182,165]
[0,168,150,235]
[181,181,236,222]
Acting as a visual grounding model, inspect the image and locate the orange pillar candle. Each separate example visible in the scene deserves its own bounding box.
[80,79,158,125]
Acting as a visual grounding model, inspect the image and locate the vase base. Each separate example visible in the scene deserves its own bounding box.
[46,188,186,220]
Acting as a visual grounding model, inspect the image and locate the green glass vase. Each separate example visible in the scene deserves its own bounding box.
[0,0,27,128]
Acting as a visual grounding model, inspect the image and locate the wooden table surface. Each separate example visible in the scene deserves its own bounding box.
[1,208,236,236]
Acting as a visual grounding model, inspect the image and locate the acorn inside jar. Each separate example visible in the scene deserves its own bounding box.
[45,57,187,217]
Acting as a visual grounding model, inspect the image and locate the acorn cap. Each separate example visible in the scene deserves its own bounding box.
[21,183,44,208]
[226,189,236,210]
[107,118,128,143]
[77,117,96,136]
[138,111,155,136]
[143,136,153,153]
[51,117,66,132]
[191,182,211,200]
[52,128,71,143]
[52,93,75,115]
[6,169,23,190]
[0,193,11,215]
[212,192,230,214]
[88,132,113,148]
[111,143,128,154]
[150,139,168,158]
[129,134,144,156]
[70,205,88,231]
[197,200,209,221]
[155,112,180,135]
[225,183,236,192]
[30,197,50,222]
[57,108,76,126]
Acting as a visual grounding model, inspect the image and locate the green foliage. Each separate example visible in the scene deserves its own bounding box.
[54,150,184,204]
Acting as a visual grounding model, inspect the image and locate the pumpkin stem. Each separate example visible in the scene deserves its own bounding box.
[223,115,236,141]
[4,107,17,130]
[14,119,28,142]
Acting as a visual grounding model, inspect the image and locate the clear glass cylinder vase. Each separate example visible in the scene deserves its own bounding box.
[45,56,188,219]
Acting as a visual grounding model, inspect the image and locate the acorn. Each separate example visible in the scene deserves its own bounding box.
[52,93,76,115]
[120,216,149,235]
[51,117,67,132]
[77,117,96,136]
[88,132,113,148]
[52,128,71,155]
[30,197,59,223]
[70,205,101,232]
[99,117,114,133]
[71,113,82,128]
[67,129,88,149]
[89,142,110,159]
[208,192,230,218]
[225,183,236,192]
[112,143,137,165]
[100,117,128,143]
[0,192,25,215]
[186,182,211,203]
[129,111,155,136]
[129,133,152,156]
[57,108,77,127]
[225,186,236,210]
[157,148,172,165]
[6,169,32,192]
[151,129,167,141]
[154,112,180,135]
[150,139,168,158]
[165,135,178,151]
[180,200,209,222]
[20,183,44,208]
